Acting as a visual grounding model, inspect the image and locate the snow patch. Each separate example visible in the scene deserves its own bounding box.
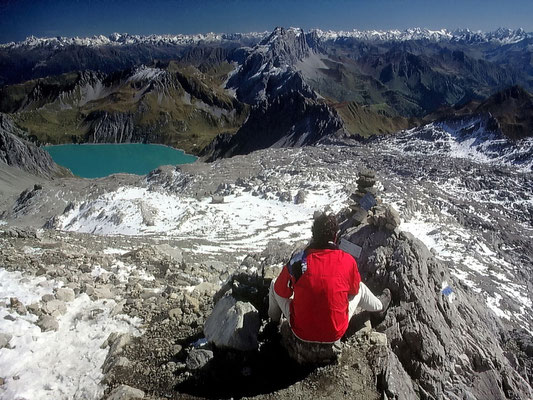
[56,182,347,254]
[0,269,141,400]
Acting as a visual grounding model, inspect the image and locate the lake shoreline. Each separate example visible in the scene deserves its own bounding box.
[43,142,198,158]
[43,143,197,179]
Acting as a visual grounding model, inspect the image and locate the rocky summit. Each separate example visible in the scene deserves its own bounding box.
[0,122,532,399]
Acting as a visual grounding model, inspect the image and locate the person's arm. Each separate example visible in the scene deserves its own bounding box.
[274,265,294,299]
[348,258,362,296]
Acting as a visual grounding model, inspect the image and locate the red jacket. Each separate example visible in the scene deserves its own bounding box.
[274,248,361,343]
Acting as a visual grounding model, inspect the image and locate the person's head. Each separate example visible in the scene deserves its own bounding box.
[311,213,339,248]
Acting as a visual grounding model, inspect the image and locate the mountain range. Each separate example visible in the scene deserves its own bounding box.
[1,27,533,400]
[1,26,532,159]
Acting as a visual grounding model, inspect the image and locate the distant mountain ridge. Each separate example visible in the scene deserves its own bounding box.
[0,63,248,154]
[0,31,269,49]
[2,27,531,50]
[1,26,533,160]
[426,86,533,139]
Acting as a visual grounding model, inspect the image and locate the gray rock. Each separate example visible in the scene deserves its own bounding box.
[55,288,75,302]
[139,202,156,226]
[92,284,114,299]
[211,196,225,204]
[193,282,218,296]
[370,332,388,346]
[0,115,68,178]
[0,333,12,348]
[106,333,132,359]
[346,223,533,400]
[105,384,144,400]
[294,189,306,204]
[37,315,59,332]
[278,191,292,202]
[186,349,214,370]
[367,345,418,400]
[367,204,401,231]
[41,294,55,302]
[204,295,260,351]
[9,298,27,315]
[154,244,183,263]
[168,307,183,320]
[42,300,67,316]
[103,356,130,374]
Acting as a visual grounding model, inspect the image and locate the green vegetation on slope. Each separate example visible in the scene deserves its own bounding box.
[3,62,248,155]
[332,101,412,137]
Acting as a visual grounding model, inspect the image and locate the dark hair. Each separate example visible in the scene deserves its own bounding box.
[311,213,338,247]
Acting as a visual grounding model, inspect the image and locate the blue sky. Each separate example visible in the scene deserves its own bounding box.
[0,0,532,43]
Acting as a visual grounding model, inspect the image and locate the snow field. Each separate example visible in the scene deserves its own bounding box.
[388,201,532,327]
[57,182,348,255]
[0,266,141,400]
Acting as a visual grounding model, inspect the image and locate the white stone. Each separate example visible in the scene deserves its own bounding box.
[204,296,260,351]
[42,300,67,316]
[55,288,75,302]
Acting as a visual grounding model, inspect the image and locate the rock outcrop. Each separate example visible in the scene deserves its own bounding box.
[203,295,260,351]
[203,90,345,160]
[0,114,70,177]
[342,221,533,399]
[85,111,136,143]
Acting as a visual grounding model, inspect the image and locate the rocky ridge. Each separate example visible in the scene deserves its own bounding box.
[0,114,70,178]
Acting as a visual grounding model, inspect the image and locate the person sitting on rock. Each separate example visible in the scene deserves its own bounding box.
[268,213,391,364]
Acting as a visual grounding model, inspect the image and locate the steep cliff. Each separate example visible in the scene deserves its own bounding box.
[0,114,70,178]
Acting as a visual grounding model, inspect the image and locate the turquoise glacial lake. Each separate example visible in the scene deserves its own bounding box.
[44,143,197,178]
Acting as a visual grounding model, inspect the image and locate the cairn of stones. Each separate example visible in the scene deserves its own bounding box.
[348,169,400,231]
[348,169,379,226]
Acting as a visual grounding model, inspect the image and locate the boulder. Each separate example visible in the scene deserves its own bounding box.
[92,284,114,300]
[211,196,225,204]
[367,204,401,231]
[42,300,67,316]
[294,189,306,204]
[0,333,12,348]
[37,315,59,332]
[103,356,130,374]
[55,288,75,302]
[168,307,183,320]
[105,384,144,400]
[186,349,214,370]
[106,333,132,359]
[204,296,260,351]
[9,297,27,315]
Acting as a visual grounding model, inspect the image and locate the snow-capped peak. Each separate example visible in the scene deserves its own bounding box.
[1,27,531,50]
[126,65,165,82]
[312,27,454,42]
[312,27,531,44]
[0,31,269,49]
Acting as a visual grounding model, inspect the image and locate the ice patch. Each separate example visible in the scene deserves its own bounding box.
[127,66,164,82]
[383,120,533,171]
